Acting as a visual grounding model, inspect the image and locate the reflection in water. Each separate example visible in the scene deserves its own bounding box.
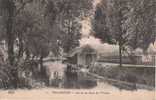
[64,71,97,89]
[64,64,79,88]
[44,61,98,89]
[50,66,97,89]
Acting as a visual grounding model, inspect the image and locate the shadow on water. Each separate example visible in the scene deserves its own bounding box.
[49,70,97,89]
[64,71,97,89]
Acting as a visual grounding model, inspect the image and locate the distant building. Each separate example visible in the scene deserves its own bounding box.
[67,45,97,66]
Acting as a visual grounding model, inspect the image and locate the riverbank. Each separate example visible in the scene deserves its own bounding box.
[89,64,155,90]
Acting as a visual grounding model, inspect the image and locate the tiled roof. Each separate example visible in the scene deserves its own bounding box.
[68,44,97,57]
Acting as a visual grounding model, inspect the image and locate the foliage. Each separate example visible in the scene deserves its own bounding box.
[93,0,156,51]
[90,64,155,87]
[0,0,94,88]
[45,0,93,53]
[93,0,156,66]
[125,0,156,50]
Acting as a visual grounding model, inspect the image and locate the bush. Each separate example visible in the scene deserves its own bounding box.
[0,62,13,89]
[0,58,42,89]
[89,64,155,87]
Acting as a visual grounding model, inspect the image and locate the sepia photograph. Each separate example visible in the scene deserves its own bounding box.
[0,0,155,100]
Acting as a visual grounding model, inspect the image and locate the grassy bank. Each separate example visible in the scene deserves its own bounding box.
[89,64,155,88]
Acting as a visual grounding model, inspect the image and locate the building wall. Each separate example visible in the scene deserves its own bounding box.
[77,53,97,66]
[77,54,86,65]
[152,56,155,66]
[91,54,97,64]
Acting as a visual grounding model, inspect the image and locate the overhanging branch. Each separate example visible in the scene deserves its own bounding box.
[15,0,33,16]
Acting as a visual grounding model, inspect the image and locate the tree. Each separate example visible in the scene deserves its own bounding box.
[0,0,15,65]
[126,0,156,51]
[0,0,95,88]
[45,0,93,53]
[14,11,36,58]
[93,0,131,67]
[93,0,156,66]
[0,0,34,88]
[0,0,33,65]
[93,0,114,44]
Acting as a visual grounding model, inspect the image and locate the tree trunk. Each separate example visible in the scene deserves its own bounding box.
[18,36,24,58]
[7,16,14,65]
[10,68,19,89]
[25,49,30,60]
[5,1,18,88]
[6,0,15,65]
[40,56,43,67]
[40,56,44,73]
[119,44,122,67]
[7,32,14,65]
